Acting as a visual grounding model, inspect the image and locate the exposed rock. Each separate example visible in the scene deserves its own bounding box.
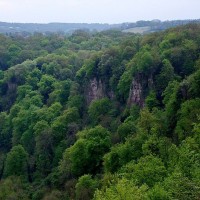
[148,73,154,89]
[180,80,190,100]
[108,90,115,99]
[86,78,105,104]
[8,82,17,91]
[127,78,144,107]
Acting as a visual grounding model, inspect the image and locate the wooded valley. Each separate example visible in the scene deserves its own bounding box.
[0,24,199,199]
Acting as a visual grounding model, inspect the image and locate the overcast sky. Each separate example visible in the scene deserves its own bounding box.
[0,0,199,24]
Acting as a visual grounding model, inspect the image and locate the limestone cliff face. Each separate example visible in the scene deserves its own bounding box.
[148,73,154,89]
[86,78,105,104]
[8,82,17,91]
[127,78,144,107]
[127,73,154,107]
[85,77,115,105]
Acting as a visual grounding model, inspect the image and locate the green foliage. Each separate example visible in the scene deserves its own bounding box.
[0,112,11,150]
[52,107,80,143]
[117,69,132,101]
[0,176,30,200]
[147,184,169,200]
[76,53,101,79]
[103,143,130,173]
[163,172,200,200]
[175,98,200,140]
[189,69,200,98]
[7,44,22,66]
[162,81,181,136]
[137,108,157,134]
[129,104,140,120]
[37,74,56,100]
[75,175,99,200]
[142,135,171,159]
[35,128,54,177]
[94,178,148,200]
[117,120,136,141]
[104,135,144,173]
[120,155,167,187]
[60,126,111,176]
[11,104,39,146]
[128,45,154,76]
[155,59,175,93]
[42,190,66,200]
[88,98,112,125]
[0,24,199,199]
[67,95,84,113]
[173,137,200,179]
[4,145,28,179]
[26,68,42,90]
[145,91,159,110]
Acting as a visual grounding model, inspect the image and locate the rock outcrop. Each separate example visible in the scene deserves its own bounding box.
[127,72,155,107]
[127,78,144,107]
[86,78,105,104]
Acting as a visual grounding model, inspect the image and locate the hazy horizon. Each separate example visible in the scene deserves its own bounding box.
[1,18,200,25]
[0,0,199,24]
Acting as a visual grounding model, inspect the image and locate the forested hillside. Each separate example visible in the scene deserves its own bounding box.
[0,22,119,35]
[1,19,199,35]
[0,24,200,199]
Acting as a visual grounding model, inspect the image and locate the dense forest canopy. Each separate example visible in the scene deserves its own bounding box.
[0,23,200,199]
